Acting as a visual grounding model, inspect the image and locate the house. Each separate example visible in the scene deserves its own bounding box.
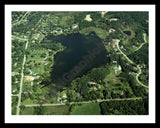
[113,65,122,74]
[88,81,97,85]
[113,61,117,64]
[11,72,19,76]
[57,97,61,103]
[118,65,122,71]
[12,88,17,93]
[72,24,78,29]
[111,41,116,46]
[75,92,80,97]
[63,93,67,98]
[109,28,115,33]
[93,87,97,91]
[113,65,121,70]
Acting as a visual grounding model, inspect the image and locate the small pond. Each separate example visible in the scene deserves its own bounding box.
[123,31,131,36]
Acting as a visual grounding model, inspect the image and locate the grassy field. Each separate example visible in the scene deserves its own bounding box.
[21,98,37,105]
[59,15,74,28]
[103,65,121,82]
[79,27,108,40]
[20,105,70,115]
[26,48,48,61]
[119,25,135,42]
[21,107,34,115]
[45,105,70,115]
[103,64,135,98]
[30,64,45,74]
[70,103,101,115]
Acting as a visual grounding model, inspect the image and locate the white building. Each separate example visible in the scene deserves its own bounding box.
[113,65,122,74]
[118,65,122,71]
[72,24,79,29]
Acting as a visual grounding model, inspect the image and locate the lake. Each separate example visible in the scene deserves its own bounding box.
[42,32,109,90]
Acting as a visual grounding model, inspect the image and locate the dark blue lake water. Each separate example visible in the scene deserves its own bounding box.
[123,31,131,36]
[42,32,109,89]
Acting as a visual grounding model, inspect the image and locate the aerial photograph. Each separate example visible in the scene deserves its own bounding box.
[11,11,149,115]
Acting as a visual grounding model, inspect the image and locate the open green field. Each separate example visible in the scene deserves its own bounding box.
[119,25,135,42]
[45,105,70,115]
[20,105,70,115]
[21,107,34,115]
[103,65,121,82]
[103,65,135,98]
[79,27,108,40]
[21,98,37,105]
[59,15,74,28]
[30,63,45,74]
[26,48,48,61]
[70,103,101,115]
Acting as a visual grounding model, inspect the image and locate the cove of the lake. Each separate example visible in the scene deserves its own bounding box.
[42,32,110,90]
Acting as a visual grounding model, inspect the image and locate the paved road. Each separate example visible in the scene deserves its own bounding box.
[24,97,142,107]
[116,37,148,88]
[116,40,134,64]
[136,65,148,88]
[16,54,26,115]
[12,11,30,26]
[25,103,66,107]
[25,40,29,50]
[16,38,28,115]
[12,94,19,96]
[14,15,44,114]
[143,33,147,43]
[135,33,148,88]
[12,35,28,41]
[135,42,147,52]
[134,33,148,52]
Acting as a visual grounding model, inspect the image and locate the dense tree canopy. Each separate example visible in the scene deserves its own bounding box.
[99,99,148,115]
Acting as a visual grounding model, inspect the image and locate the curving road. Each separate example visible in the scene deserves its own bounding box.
[116,40,134,64]
[136,65,148,88]
[115,33,148,89]
[134,33,148,52]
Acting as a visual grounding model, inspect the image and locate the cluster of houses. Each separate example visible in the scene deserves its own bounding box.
[28,69,38,76]
[56,91,67,103]
[112,61,122,74]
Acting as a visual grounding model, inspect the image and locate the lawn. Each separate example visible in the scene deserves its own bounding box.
[21,98,37,105]
[103,65,135,98]
[20,105,70,115]
[45,105,70,115]
[20,107,34,115]
[38,34,45,43]
[27,49,48,62]
[59,15,74,28]
[70,103,101,115]
[103,65,121,82]
[30,63,45,74]
[25,47,49,75]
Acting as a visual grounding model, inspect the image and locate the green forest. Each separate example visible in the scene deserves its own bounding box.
[99,98,148,115]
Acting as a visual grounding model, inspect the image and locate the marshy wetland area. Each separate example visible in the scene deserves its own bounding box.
[12,11,149,115]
